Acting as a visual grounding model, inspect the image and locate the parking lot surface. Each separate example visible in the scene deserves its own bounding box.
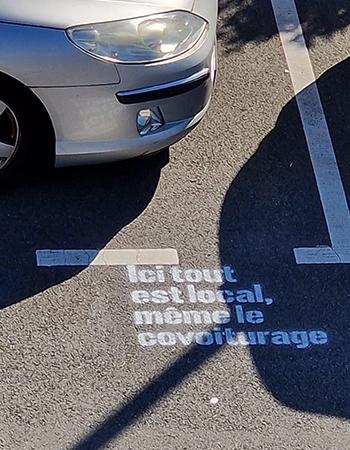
[1,1,350,449]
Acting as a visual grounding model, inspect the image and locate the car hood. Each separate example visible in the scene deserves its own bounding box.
[0,0,195,29]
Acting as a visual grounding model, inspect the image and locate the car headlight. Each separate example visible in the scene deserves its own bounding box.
[66,11,208,64]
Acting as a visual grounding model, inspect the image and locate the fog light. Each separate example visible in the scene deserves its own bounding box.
[137,108,164,136]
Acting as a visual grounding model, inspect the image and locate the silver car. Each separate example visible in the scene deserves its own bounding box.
[0,0,217,182]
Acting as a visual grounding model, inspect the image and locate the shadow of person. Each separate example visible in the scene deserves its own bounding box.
[219,57,350,418]
[0,153,166,309]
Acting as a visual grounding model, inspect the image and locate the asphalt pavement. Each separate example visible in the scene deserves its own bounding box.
[1,1,350,449]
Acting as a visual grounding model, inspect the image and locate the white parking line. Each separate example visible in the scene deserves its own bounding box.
[271,0,350,264]
[36,249,179,267]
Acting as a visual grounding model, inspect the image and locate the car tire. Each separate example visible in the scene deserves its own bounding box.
[0,86,54,186]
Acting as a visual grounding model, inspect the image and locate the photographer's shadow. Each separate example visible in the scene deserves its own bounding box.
[220,57,350,418]
[0,154,165,309]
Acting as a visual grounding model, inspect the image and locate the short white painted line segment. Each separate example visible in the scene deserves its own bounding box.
[36,249,179,267]
[271,0,350,264]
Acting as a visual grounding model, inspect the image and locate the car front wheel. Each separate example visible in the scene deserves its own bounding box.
[0,99,21,177]
[0,86,54,185]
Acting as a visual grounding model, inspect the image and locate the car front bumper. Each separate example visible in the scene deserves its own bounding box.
[32,9,217,167]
